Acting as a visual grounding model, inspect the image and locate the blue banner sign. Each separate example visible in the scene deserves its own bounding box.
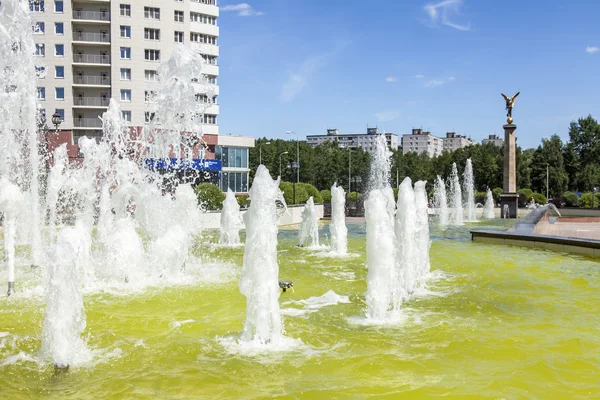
[143,158,222,171]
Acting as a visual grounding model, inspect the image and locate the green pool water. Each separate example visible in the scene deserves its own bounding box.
[1,220,600,399]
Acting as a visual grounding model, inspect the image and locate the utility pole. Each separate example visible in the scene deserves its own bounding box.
[546,164,549,202]
[348,148,351,194]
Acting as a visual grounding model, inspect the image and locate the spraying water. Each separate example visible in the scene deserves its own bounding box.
[219,189,243,246]
[414,181,431,282]
[449,163,463,225]
[41,221,89,368]
[298,197,320,248]
[0,0,44,270]
[463,158,477,222]
[329,183,347,254]
[365,135,396,320]
[433,175,449,226]
[483,188,495,219]
[0,178,22,295]
[393,177,416,309]
[239,165,287,344]
[503,204,509,219]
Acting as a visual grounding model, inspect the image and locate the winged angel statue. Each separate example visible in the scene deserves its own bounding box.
[501,92,520,124]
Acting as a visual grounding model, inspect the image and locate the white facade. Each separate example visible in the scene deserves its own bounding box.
[306,128,399,153]
[443,132,476,152]
[30,0,219,144]
[402,129,444,157]
[483,134,504,147]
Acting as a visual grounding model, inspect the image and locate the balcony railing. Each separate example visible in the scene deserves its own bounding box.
[73,97,109,107]
[73,54,110,64]
[72,10,110,21]
[73,32,110,43]
[73,75,110,85]
[74,118,103,128]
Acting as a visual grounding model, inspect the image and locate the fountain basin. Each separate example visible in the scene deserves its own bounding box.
[1,221,600,398]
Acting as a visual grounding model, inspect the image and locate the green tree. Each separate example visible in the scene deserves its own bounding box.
[530,135,568,197]
[194,183,225,210]
[568,115,600,190]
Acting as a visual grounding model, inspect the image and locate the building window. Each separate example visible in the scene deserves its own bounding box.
[54,22,63,34]
[207,75,217,84]
[145,112,156,122]
[216,147,248,169]
[190,33,217,45]
[35,43,45,56]
[34,22,45,34]
[144,28,160,41]
[120,26,131,38]
[120,68,131,80]
[37,87,46,100]
[202,114,217,125]
[144,90,156,103]
[144,70,158,82]
[55,109,64,121]
[144,49,160,61]
[35,66,46,77]
[55,44,64,56]
[55,87,64,100]
[55,66,64,78]
[174,31,184,43]
[174,10,184,22]
[120,4,131,17]
[120,47,131,59]
[144,7,160,20]
[201,54,217,65]
[120,89,131,102]
[54,0,63,12]
[190,12,217,25]
[30,0,45,12]
[217,171,249,192]
[121,111,131,123]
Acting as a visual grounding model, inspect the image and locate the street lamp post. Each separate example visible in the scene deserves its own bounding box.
[278,151,288,178]
[286,131,299,204]
[259,141,271,165]
[546,164,549,202]
[348,148,351,194]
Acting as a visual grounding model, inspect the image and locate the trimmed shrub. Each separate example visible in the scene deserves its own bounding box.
[531,192,547,205]
[492,188,503,202]
[194,183,225,210]
[279,181,308,205]
[237,194,250,208]
[348,192,362,202]
[320,189,331,203]
[475,191,487,204]
[580,192,600,208]
[298,182,323,203]
[563,192,579,207]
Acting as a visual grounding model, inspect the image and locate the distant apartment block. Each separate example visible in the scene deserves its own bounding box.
[482,134,504,147]
[306,128,399,153]
[401,129,444,157]
[443,132,476,152]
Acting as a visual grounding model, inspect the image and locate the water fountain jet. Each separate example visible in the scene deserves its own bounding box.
[329,183,348,254]
[298,197,319,248]
[463,158,477,222]
[483,188,495,219]
[433,175,449,226]
[219,188,243,246]
[449,163,463,225]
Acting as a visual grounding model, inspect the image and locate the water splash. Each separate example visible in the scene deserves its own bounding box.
[433,175,449,226]
[239,165,287,345]
[298,197,319,248]
[414,181,431,283]
[463,158,477,222]
[483,188,495,219]
[394,177,416,309]
[0,178,22,295]
[329,183,347,254]
[219,189,243,246]
[448,163,463,226]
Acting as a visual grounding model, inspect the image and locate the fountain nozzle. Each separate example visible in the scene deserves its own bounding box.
[53,363,70,374]
[7,282,14,297]
[279,280,293,293]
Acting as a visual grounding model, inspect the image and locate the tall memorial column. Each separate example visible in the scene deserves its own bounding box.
[500,92,520,219]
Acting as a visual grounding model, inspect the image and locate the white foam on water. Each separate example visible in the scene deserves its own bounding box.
[169,319,196,329]
[217,335,306,358]
[281,290,352,317]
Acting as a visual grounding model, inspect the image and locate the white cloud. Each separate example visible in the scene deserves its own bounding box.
[424,76,456,88]
[221,3,264,17]
[375,110,399,122]
[385,76,397,82]
[415,74,425,79]
[280,43,348,102]
[423,0,471,31]
[586,46,599,54]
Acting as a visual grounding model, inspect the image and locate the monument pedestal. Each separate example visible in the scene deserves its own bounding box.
[500,193,519,218]
[502,123,518,218]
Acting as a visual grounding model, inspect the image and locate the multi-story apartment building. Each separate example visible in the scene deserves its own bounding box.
[306,128,399,153]
[482,134,504,147]
[443,132,476,152]
[30,0,255,193]
[401,129,444,157]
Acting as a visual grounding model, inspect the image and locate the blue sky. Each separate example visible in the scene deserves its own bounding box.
[216,0,600,149]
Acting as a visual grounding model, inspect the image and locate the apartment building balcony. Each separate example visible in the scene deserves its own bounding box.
[73,32,110,45]
[73,117,103,128]
[73,74,110,87]
[73,96,109,108]
[73,53,111,66]
[72,10,110,23]
[190,1,220,17]
[190,22,219,37]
